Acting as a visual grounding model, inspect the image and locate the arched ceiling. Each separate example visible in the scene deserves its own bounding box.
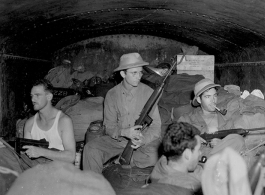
[1,0,265,63]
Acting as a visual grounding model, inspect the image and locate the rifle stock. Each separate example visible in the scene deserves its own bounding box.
[118,55,186,165]
[200,127,265,142]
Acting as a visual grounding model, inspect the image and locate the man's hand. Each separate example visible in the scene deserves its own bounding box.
[23,145,43,158]
[131,133,145,149]
[199,136,207,144]
[121,125,142,140]
[210,138,222,147]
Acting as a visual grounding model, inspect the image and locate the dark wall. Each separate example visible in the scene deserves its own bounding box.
[0,57,52,139]
[53,34,206,81]
[215,62,265,93]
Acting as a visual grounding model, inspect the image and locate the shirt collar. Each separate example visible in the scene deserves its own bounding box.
[121,81,137,96]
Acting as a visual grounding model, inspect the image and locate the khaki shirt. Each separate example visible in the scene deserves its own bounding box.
[178,107,234,134]
[104,81,162,144]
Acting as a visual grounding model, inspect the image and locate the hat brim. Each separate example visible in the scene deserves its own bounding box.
[113,62,149,72]
[192,83,221,106]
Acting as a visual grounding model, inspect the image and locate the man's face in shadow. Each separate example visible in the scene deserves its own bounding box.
[198,88,218,113]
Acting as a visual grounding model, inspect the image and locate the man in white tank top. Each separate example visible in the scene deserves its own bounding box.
[23,79,75,164]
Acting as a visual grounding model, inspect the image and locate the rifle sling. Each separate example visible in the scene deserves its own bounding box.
[0,138,34,168]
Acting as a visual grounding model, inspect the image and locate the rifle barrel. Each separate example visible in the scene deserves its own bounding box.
[161,54,186,83]
[247,127,265,131]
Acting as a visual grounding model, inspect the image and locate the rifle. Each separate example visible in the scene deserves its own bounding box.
[0,137,47,169]
[200,127,265,142]
[118,54,186,166]
[15,137,59,153]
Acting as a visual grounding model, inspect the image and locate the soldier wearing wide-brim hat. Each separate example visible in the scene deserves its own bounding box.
[83,52,162,175]
[192,78,221,107]
[113,52,149,72]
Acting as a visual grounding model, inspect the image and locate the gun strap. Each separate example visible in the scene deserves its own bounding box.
[0,138,34,168]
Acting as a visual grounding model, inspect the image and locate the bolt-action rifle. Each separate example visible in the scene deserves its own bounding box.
[200,127,265,142]
[118,54,186,166]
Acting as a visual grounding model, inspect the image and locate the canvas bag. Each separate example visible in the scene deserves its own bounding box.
[6,161,116,195]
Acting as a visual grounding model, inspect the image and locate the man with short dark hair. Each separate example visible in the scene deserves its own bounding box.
[150,122,202,192]
[178,78,245,157]
[83,52,162,173]
[23,79,76,165]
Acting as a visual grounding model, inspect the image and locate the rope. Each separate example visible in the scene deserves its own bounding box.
[241,139,265,156]
[0,166,19,177]
[1,53,51,63]
[216,61,265,67]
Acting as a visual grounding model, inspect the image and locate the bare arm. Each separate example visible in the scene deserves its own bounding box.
[23,114,76,163]
[24,117,34,139]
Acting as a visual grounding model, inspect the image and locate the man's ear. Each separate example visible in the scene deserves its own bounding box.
[47,93,53,101]
[196,96,201,104]
[120,71,126,78]
[183,148,192,161]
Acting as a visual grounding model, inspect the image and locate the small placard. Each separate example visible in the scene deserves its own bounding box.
[51,87,76,106]
[177,55,215,81]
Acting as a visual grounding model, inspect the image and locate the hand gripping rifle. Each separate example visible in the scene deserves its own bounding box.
[15,138,50,153]
[118,54,186,166]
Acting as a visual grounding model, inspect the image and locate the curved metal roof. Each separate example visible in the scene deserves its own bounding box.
[1,0,265,63]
